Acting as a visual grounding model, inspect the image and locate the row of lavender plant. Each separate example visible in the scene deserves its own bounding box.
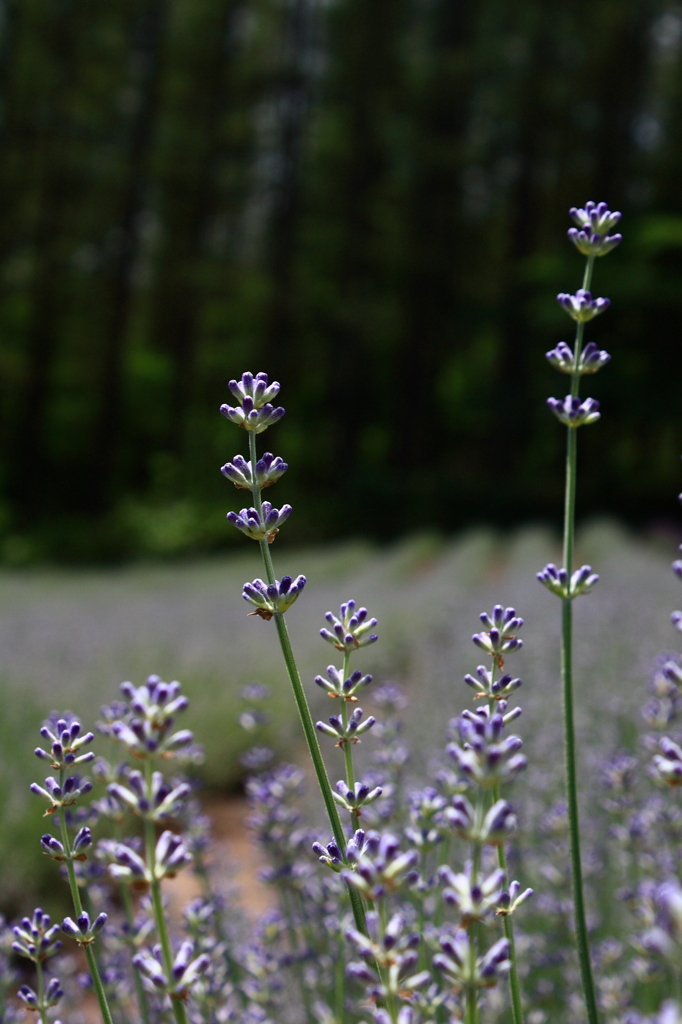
[4,201,682,1024]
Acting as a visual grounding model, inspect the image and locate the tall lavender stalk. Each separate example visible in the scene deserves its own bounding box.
[221,374,369,940]
[539,201,622,1024]
[30,717,114,1024]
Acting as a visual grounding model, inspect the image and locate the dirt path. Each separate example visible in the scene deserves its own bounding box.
[163,793,274,922]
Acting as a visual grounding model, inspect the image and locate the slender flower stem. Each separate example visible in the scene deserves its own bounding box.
[143,761,190,1024]
[466,801,483,1024]
[340,651,356,790]
[56,775,115,1024]
[560,255,599,1024]
[112,816,152,1024]
[246,431,369,941]
[35,958,48,1024]
[466,983,478,1024]
[487,670,524,1024]
[119,880,152,1024]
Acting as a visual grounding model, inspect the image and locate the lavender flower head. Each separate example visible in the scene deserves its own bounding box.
[568,201,622,257]
[220,397,285,434]
[545,340,611,375]
[61,910,107,946]
[314,664,373,700]
[221,368,285,434]
[242,574,307,619]
[133,940,211,997]
[12,909,62,962]
[557,289,611,322]
[342,831,418,899]
[227,370,281,408]
[227,501,292,542]
[547,395,601,427]
[18,977,63,1011]
[536,562,599,598]
[221,452,288,490]
[447,708,526,787]
[472,606,523,658]
[434,931,511,989]
[320,599,378,652]
[34,716,95,770]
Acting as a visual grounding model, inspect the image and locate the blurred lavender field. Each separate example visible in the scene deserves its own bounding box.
[0,520,677,908]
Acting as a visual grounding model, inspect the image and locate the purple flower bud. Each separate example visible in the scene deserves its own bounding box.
[557,289,611,322]
[547,395,601,427]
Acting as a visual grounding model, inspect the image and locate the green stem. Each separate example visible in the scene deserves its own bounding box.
[111,810,152,1024]
[559,254,599,1024]
[143,762,190,1024]
[487,681,524,1024]
[119,881,152,1024]
[467,798,482,1024]
[492,783,524,1024]
[247,431,369,940]
[35,958,48,1024]
[340,651,356,790]
[466,984,478,1024]
[57,778,115,1024]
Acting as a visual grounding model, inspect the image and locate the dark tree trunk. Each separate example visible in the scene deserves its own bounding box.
[89,0,168,513]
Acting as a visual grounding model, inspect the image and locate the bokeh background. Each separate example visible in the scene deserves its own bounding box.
[0,0,681,561]
[1,0,682,913]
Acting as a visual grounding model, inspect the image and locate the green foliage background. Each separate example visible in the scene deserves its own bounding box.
[0,0,681,561]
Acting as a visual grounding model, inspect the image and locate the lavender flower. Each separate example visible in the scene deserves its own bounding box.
[472,606,523,658]
[227,501,292,542]
[464,664,522,701]
[404,788,447,849]
[242,574,306,618]
[12,909,62,961]
[110,676,198,760]
[312,827,372,871]
[17,977,63,1010]
[314,664,373,700]
[319,600,379,652]
[652,737,682,786]
[536,562,599,598]
[316,707,376,745]
[108,842,150,887]
[34,716,95,770]
[108,768,191,821]
[434,930,511,989]
[496,880,534,917]
[557,289,611,322]
[40,826,91,862]
[220,452,287,490]
[546,340,611,374]
[227,370,281,408]
[447,709,527,787]
[220,396,285,433]
[439,864,506,924]
[333,778,383,816]
[345,911,430,1001]
[445,795,517,844]
[342,831,418,899]
[133,940,211,997]
[640,880,682,966]
[547,395,601,427]
[30,774,92,813]
[61,911,107,946]
[568,201,622,256]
